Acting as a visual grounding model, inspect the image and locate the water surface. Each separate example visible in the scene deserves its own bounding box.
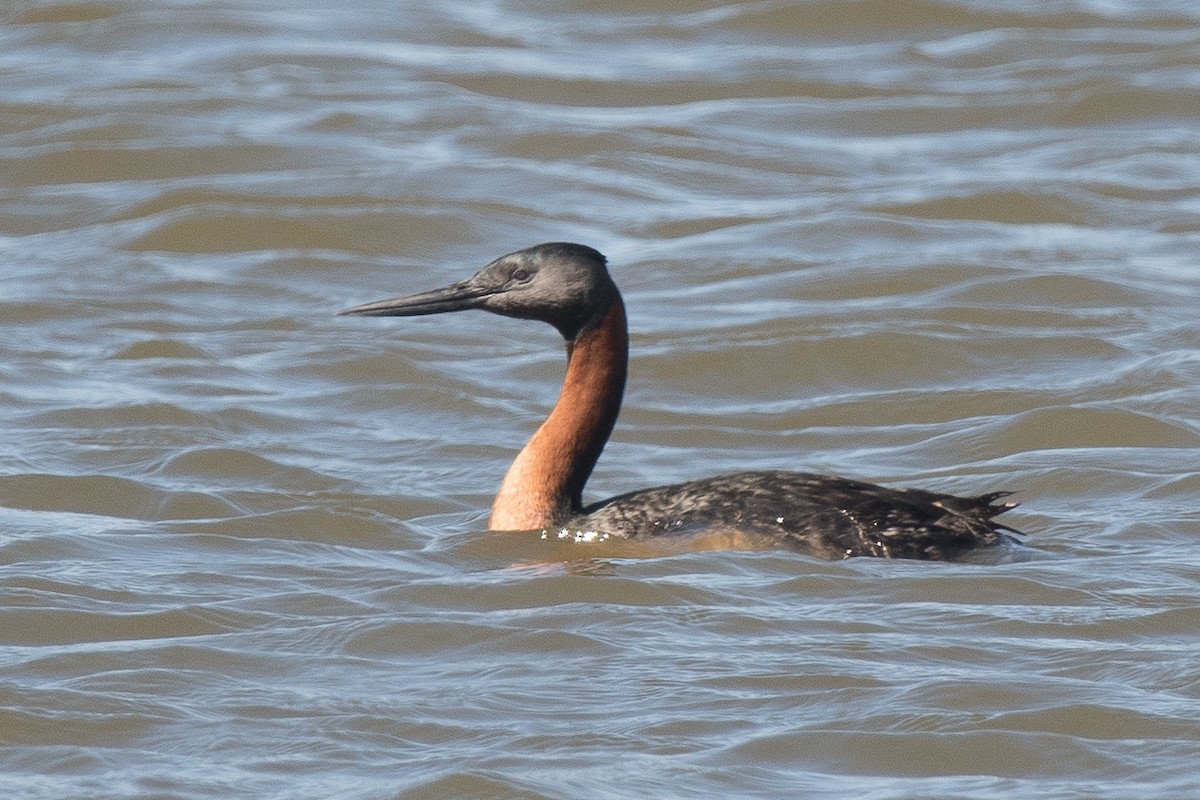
[3,1,1200,798]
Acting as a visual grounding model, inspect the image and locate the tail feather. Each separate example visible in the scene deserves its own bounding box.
[933,490,1024,536]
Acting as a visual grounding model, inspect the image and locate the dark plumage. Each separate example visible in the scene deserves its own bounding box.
[581,471,1018,560]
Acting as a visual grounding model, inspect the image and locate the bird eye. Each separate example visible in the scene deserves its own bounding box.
[511,269,531,282]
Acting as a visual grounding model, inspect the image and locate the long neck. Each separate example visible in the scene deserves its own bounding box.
[488,298,628,530]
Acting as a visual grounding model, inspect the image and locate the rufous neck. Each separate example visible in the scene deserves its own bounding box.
[488,298,628,530]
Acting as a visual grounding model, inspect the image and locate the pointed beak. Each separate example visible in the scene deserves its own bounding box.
[337,278,491,317]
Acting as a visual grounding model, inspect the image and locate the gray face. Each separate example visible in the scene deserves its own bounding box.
[339,242,618,341]
[473,243,616,336]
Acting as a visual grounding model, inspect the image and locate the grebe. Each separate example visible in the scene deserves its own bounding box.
[340,242,1023,560]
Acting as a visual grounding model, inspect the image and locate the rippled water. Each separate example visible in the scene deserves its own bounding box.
[3,1,1200,798]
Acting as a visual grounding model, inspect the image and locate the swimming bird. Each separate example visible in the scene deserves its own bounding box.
[340,242,1022,560]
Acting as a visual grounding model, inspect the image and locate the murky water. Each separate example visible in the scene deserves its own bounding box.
[3,1,1200,797]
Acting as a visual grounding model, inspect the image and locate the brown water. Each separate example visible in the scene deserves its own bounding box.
[3,1,1200,798]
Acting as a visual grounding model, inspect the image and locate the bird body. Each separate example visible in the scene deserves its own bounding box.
[575,470,1017,560]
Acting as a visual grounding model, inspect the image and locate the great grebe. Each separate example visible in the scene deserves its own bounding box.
[340,242,1022,560]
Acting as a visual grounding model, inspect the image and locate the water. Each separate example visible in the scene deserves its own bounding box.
[3,1,1200,797]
